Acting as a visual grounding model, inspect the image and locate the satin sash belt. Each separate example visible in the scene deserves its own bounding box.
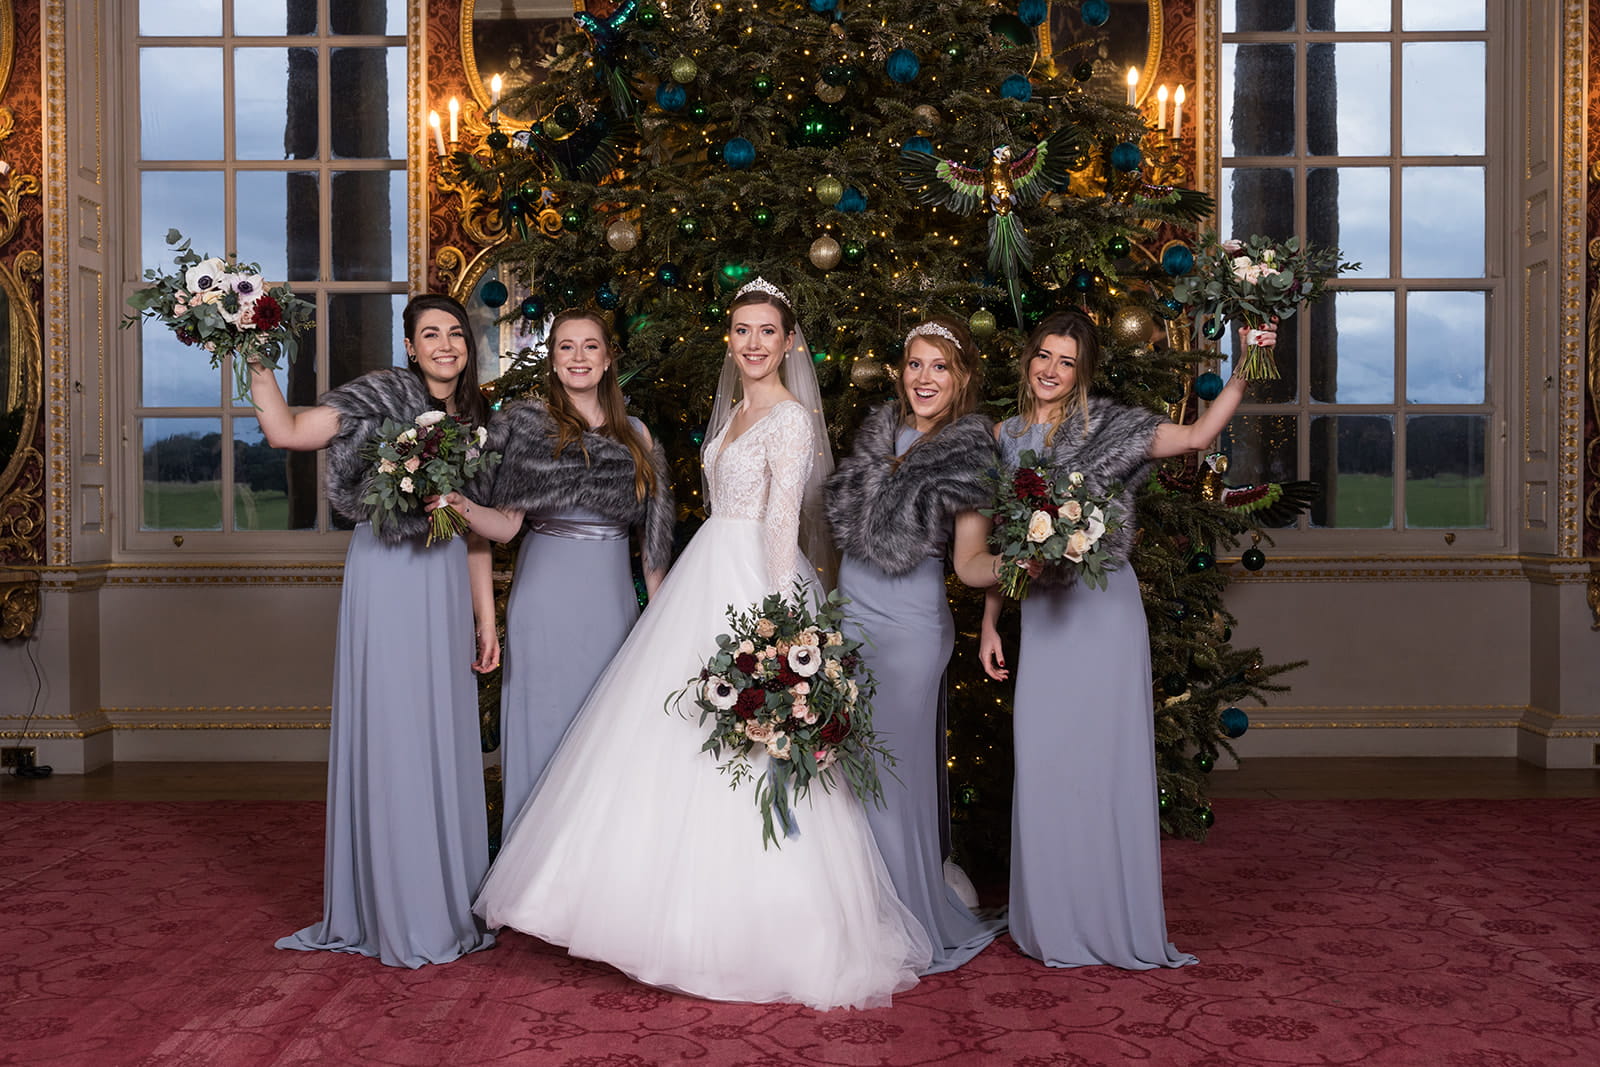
[528,518,628,541]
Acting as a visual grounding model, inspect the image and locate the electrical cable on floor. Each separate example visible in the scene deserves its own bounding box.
[9,635,51,778]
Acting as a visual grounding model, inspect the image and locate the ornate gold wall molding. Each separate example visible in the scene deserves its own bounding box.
[1559,0,1588,558]
[42,0,68,567]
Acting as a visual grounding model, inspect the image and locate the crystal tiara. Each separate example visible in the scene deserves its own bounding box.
[906,321,959,348]
[734,276,791,308]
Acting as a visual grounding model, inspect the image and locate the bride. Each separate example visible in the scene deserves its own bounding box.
[474,278,933,1009]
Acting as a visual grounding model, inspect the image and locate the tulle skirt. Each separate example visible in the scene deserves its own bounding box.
[474,516,932,1009]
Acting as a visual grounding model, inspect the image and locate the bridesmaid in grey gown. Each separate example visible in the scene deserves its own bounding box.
[980,309,1256,969]
[250,293,497,968]
[825,315,1009,973]
[441,310,673,837]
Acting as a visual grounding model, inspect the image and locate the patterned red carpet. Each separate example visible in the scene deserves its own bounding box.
[3,798,1597,1066]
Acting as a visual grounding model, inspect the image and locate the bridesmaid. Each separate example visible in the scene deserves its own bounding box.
[978,308,1256,970]
[252,293,496,968]
[825,315,1008,973]
[439,309,673,836]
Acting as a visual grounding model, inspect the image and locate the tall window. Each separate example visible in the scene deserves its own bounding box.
[1217,0,1496,539]
[131,0,408,544]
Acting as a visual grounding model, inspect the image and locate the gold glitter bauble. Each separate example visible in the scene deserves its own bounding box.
[605,219,638,251]
[814,176,844,206]
[809,235,842,271]
[850,358,885,387]
[815,81,846,104]
[968,309,997,340]
[1110,305,1156,346]
[912,104,941,129]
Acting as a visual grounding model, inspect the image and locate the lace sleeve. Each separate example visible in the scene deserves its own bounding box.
[762,402,815,592]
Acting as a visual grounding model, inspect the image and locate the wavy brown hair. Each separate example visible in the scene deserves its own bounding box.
[893,314,985,442]
[543,309,657,501]
[1016,309,1100,448]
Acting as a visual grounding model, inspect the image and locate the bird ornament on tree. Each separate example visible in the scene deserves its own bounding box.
[1155,452,1317,529]
[574,0,641,115]
[899,125,1084,325]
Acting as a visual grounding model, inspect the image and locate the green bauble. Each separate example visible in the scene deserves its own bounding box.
[702,301,724,323]
[561,208,583,230]
[637,2,661,27]
[1106,234,1132,258]
[1158,790,1172,812]
[1197,806,1216,829]
[1190,550,1216,572]
[717,262,752,290]
[841,240,866,265]
[752,73,774,98]
[678,216,701,238]
[751,206,774,229]
[486,129,509,151]
[671,57,699,84]
[969,309,998,339]
[1194,750,1215,773]
[689,103,708,123]
[1072,61,1094,82]
[815,176,844,206]
[1242,547,1267,571]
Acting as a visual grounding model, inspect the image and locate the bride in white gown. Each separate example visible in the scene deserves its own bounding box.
[474,279,932,1010]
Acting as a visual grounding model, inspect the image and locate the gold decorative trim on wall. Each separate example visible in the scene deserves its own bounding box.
[43,0,68,568]
[1559,0,1588,558]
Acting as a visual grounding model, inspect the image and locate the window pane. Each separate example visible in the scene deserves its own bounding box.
[1220,168,1295,254]
[1402,44,1485,156]
[1222,44,1297,158]
[141,0,220,36]
[236,171,321,282]
[1406,290,1485,403]
[331,3,404,35]
[234,418,317,530]
[1403,0,1486,31]
[1309,415,1395,528]
[1312,291,1394,405]
[141,319,220,407]
[1221,414,1298,490]
[1220,0,1294,33]
[330,48,405,159]
[141,172,225,270]
[235,47,319,160]
[327,293,407,389]
[234,0,317,35]
[330,171,405,281]
[1402,167,1483,277]
[1309,1,1391,32]
[1308,167,1389,278]
[142,418,223,530]
[141,49,224,160]
[1306,43,1388,157]
[1406,415,1487,527]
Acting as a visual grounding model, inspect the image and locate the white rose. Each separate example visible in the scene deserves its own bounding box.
[1221,238,1244,254]
[755,617,777,638]
[399,476,415,494]
[704,677,739,710]
[377,459,397,474]
[787,644,821,677]
[403,456,421,473]
[846,679,859,703]
[737,639,756,655]
[1060,499,1083,523]
[184,257,229,294]
[1085,510,1107,544]
[1063,529,1092,562]
[1068,471,1085,488]
[415,410,447,427]
[476,426,488,446]
[765,733,792,760]
[744,721,775,743]
[398,428,417,443]
[825,631,843,647]
[1230,255,1254,281]
[1026,509,1054,543]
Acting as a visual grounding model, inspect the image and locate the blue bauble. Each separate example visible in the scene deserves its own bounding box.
[519,295,544,320]
[723,136,755,169]
[655,81,687,111]
[1081,0,1110,27]
[1157,295,1184,318]
[836,186,867,213]
[1001,74,1033,102]
[902,136,933,155]
[479,279,508,308]
[656,262,682,287]
[1201,316,1225,340]
[1161,243,1196,276]
[886,48,920,84]
[1221,707,1250,739]
[1017,0,1048,27]
[1195,371,1225,401]
[1069,269,1094,293]
[595,282,620,310]
[807,0,837,12]
[1109,141,1143,172]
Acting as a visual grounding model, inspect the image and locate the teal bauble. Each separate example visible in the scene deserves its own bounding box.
[1221,707,1250,738]
[479,279,508,307]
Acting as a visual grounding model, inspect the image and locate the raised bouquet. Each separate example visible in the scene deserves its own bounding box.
[124,230,316,403]
[674,588,890,849]
[986,449,1124,600]
[361,411,500,545]
[1171,232,1358,380]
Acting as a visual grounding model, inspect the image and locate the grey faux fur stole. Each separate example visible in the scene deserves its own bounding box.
[479,400,675,574]
[1004,395,1165,585]
[825,403,998,576]
[320,368,440,544]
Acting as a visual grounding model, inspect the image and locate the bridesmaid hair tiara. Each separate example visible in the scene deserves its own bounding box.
[906,322,959,348]
[734,277,791,308]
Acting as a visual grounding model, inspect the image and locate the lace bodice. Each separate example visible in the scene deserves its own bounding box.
[704,400,814,590]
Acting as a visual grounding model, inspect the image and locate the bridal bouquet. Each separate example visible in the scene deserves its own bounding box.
[361,411,500,545]
[674,588,890,849]
[1171,232,1357,380]
[986,450,1124,600]
[124,230,316,404]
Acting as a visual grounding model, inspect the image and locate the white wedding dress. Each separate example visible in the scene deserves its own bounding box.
[474,399,932,1009]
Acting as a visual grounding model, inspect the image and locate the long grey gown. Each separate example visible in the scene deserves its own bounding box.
[500,506,637,836]
[837,425,1005,974]
[277,523,494,968]
[998,418,1195,970]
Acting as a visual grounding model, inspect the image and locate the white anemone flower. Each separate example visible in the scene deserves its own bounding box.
[786,644,821,677]
[703,676,739,711]
[184,258,229,294]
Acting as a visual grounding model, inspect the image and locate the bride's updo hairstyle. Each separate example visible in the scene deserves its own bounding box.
[727,278,796,340]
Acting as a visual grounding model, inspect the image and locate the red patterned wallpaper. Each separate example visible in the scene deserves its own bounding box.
[424,0,475,294]
[1586,0,1600,556]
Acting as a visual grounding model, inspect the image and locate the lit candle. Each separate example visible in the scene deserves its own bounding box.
[448,96,459,144]
[429,110,446,156]
[1172,85,1186,139]
[1126,66,1138,106]
[490,74,502,108]
[1156,85,1169,131]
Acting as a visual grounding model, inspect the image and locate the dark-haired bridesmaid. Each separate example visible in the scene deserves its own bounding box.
[253,293,496,968]
[825,314,1009,973]
[438,309,673,836]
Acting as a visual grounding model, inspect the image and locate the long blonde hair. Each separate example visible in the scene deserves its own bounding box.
[544,310,657,501]
[1017,310,1100,448]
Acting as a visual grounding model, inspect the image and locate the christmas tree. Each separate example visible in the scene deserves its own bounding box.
[451,0,1300,867]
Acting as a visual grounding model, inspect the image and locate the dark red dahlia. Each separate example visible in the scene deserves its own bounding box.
[733,688,765,720]
[175,328,199,347]
[1012,468,1048,500]
[248,294,283,331]
[734,652,759,675]
[776,666,803,689]
[820,713,851,745]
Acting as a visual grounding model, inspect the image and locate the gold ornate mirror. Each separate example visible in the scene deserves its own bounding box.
[461,0,576,123]
[1044,0,1164,106]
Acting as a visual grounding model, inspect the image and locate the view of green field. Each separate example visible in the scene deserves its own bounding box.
[142,482,292,531]
[1317,473,1486,529]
